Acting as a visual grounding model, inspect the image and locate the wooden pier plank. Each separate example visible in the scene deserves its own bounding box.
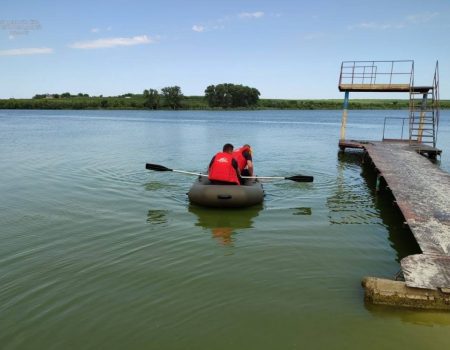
[401,254,450,290]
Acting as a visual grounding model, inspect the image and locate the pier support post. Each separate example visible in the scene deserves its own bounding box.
[340,91,349,141]
[375,174,382,192]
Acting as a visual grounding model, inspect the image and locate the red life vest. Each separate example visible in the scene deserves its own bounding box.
[233,146,251,171]
[208,152,240,185]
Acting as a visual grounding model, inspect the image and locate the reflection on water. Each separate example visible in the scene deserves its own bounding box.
[146,209,169,225]
[144,181,178,191]
[327,151,380,225]
[188,205,262,245]
[292,207,312,216]
[360,157,421,263]
[365,303,450,326]
[211,227,234,245]
[330,151,421,262]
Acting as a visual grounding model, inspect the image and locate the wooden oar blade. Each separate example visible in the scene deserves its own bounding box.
[286,175,314,182]
[146,163,172,172]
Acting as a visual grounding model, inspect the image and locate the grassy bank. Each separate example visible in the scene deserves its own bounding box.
[0,96,449,110]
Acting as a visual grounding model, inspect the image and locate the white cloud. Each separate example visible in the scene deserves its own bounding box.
[348,12,438,31]
[69,35,154,49]
[238,11,264,19]
[91,26,113,33]
[406,12,438,24]
[348,21,404,30]
[192,24,205,32]
[193,11,265,33]
[0,47,53,56]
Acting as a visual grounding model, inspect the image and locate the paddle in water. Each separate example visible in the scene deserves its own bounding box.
[145,163,206,177]
[241,175,313,182]
[146,163,313,183]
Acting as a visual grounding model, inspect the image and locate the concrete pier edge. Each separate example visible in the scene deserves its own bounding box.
[362,277,450,310]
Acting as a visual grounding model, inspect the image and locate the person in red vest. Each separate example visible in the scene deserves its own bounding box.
[233,144,253,179]
[208,143,240,185]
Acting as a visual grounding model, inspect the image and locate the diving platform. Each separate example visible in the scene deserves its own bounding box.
[339,84,433,93]
[337,59,448,310]
[339,60,415,92]
[338,60,440,149]
[339,83,411,93]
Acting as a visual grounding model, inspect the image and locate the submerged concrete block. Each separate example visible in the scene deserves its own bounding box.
[362,277,450,310]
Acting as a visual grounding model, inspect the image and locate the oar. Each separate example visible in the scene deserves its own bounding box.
[145,163,207,177]
[241,175,314,183]
[146,163,313,183]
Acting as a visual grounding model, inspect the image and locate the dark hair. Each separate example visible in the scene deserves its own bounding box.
[223,143,234,152]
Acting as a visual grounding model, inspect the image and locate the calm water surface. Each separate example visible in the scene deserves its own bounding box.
[1,109,450,349]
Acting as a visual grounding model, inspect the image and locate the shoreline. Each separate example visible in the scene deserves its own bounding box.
[1,98,449,111]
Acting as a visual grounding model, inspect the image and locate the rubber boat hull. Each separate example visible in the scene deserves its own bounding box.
[188,176,264,208]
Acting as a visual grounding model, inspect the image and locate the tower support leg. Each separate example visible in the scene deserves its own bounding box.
[340,91,349,141]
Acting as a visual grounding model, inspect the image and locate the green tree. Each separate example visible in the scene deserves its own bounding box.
[161,86,183,109]
[204,83,260,108]
[144,89,160,109]
[205,85,218,107]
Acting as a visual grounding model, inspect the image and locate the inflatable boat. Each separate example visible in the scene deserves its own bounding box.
[188,176,264,208]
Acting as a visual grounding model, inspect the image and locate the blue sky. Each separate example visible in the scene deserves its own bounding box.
[1,0,449,99]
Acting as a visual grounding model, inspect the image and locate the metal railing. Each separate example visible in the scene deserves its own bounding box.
[432,61,440,147]
[383,117,408,141]
[339,60,414,87]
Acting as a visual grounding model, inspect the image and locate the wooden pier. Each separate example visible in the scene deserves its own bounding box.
[364,141,450,285]
[346,140,450,309]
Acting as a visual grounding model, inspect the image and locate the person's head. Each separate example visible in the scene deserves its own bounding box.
[222,143,234,154]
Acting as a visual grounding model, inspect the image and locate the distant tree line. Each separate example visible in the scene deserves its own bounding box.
[26,84,275,110]
[33,92,90,99]
[2,85,448,110]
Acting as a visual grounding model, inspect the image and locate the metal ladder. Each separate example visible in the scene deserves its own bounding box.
[409,62,440,148]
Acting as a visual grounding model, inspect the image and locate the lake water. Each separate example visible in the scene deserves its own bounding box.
[1,109,449,349]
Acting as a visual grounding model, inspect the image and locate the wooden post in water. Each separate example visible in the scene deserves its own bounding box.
[340,91,350,140]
